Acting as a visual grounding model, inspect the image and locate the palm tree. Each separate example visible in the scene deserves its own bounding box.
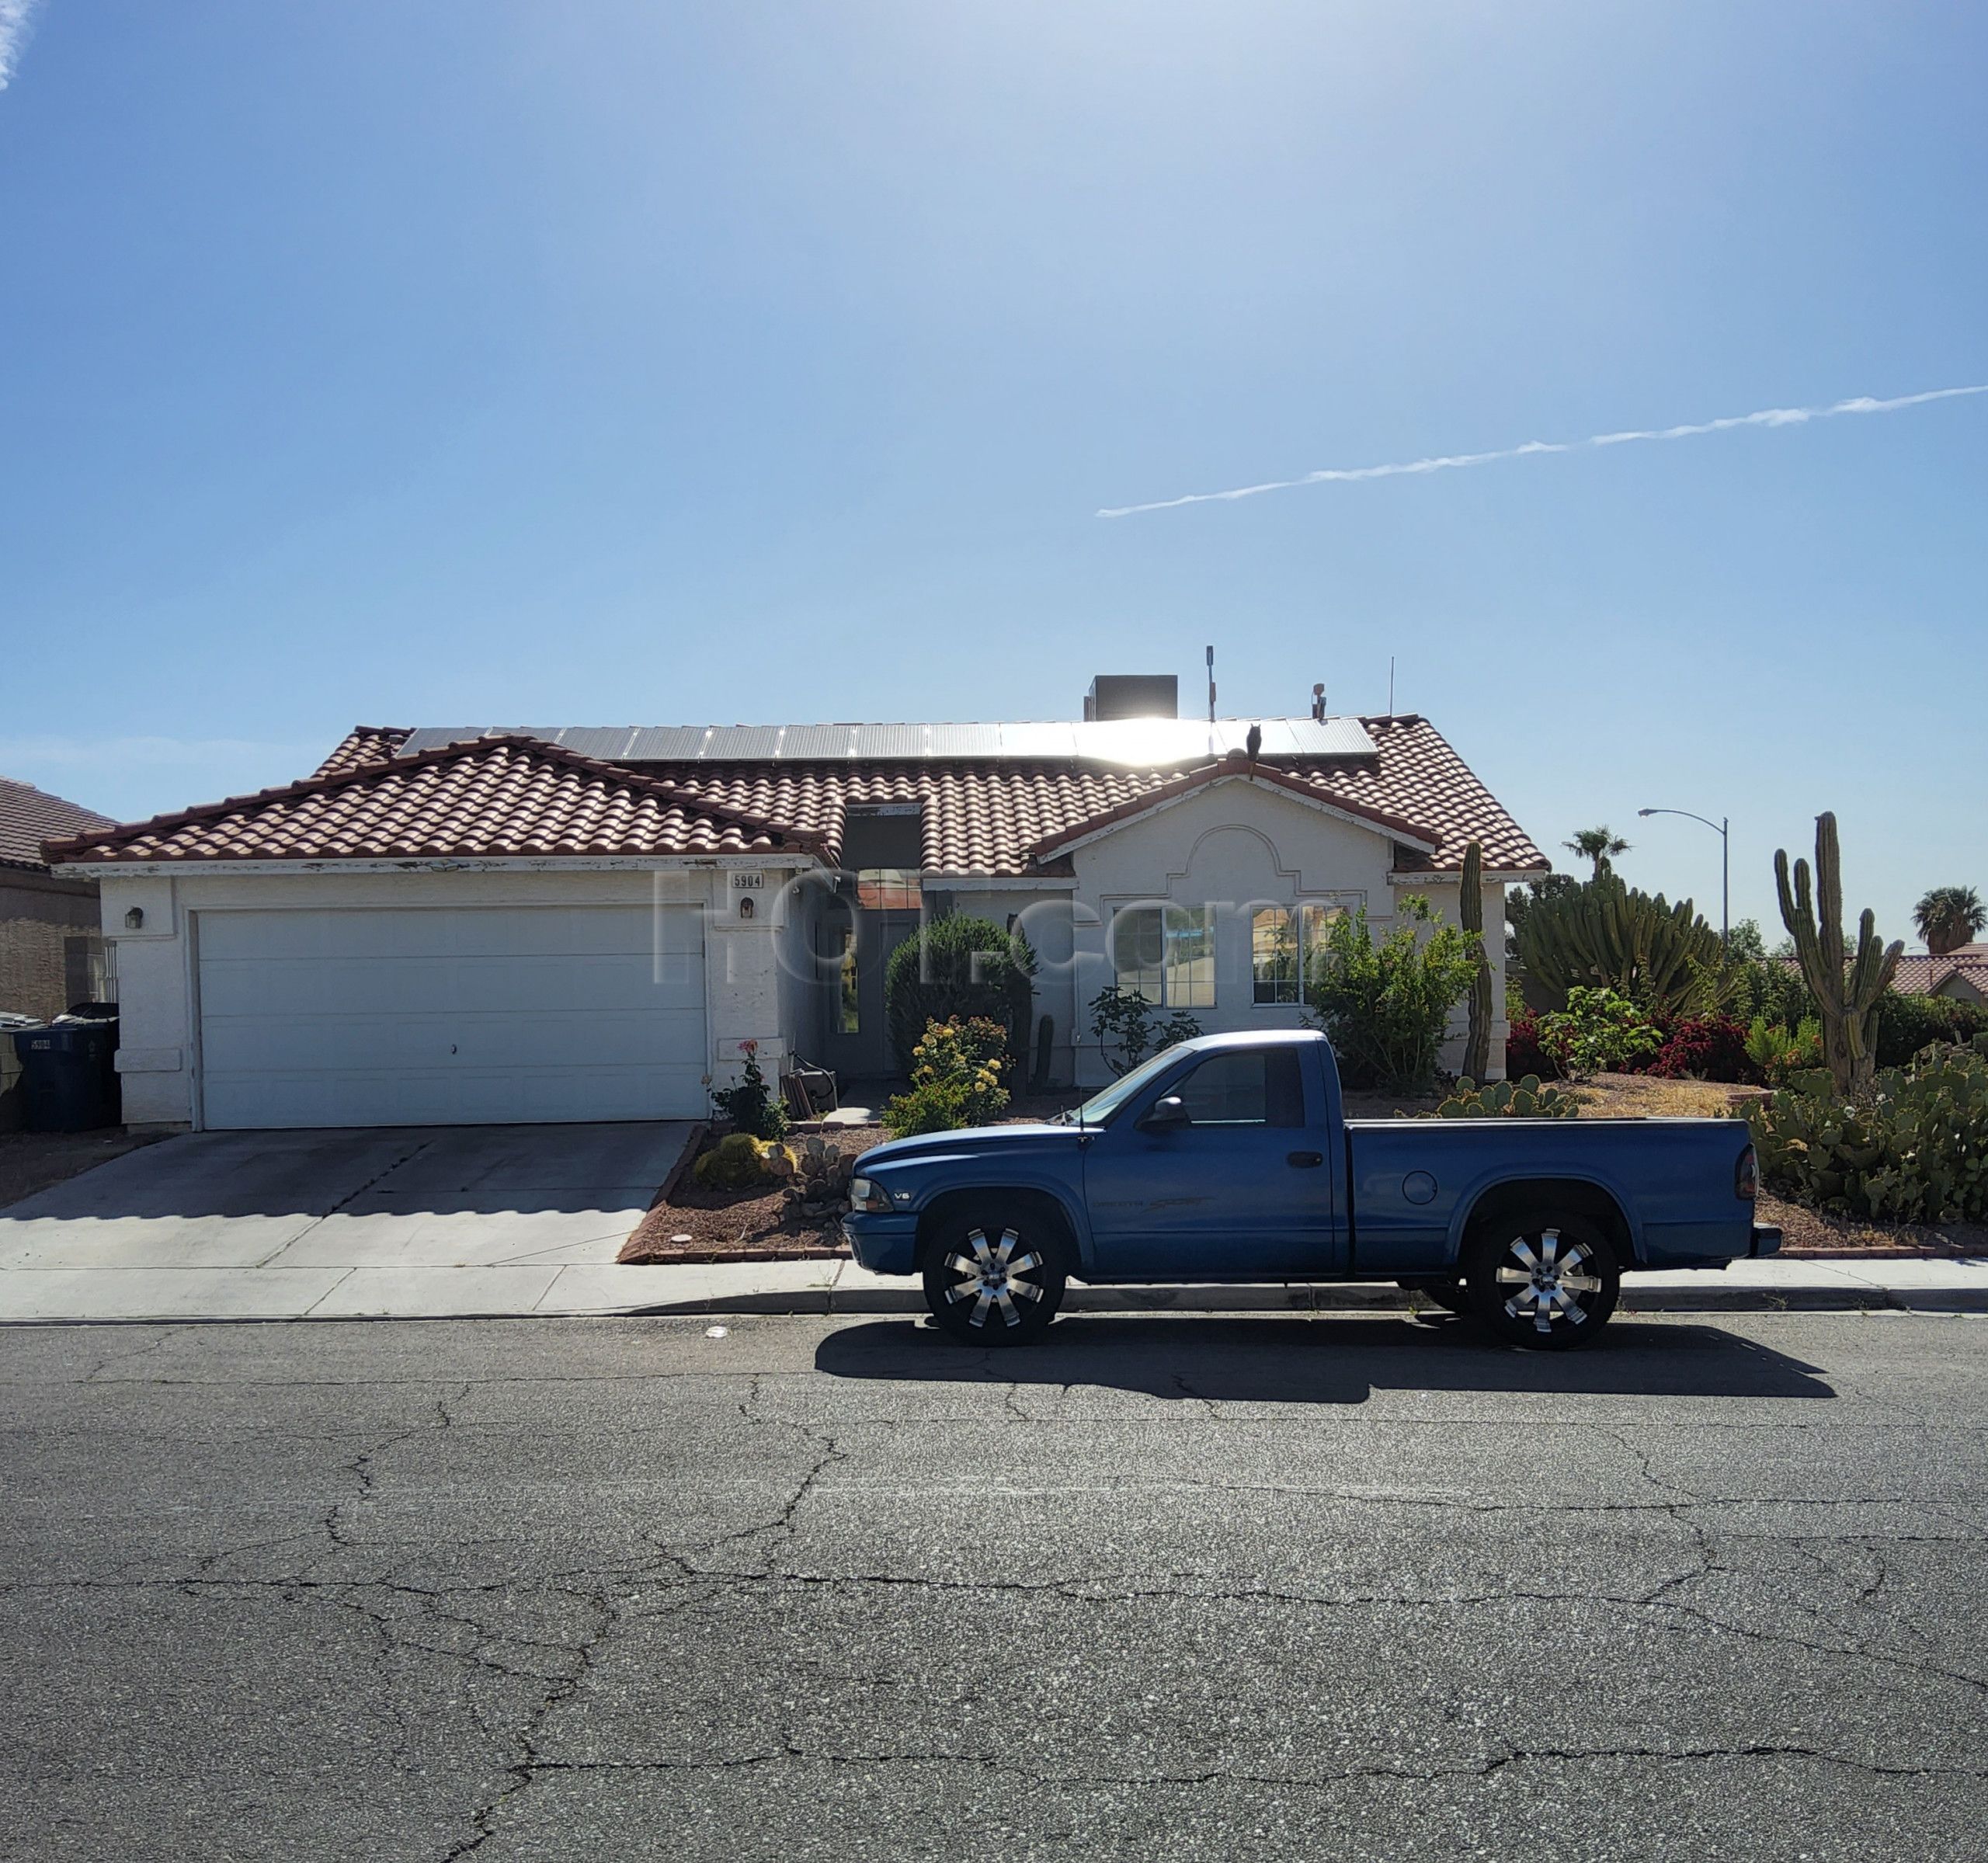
[1913,885,1986,956]
[1563,825,1631,881]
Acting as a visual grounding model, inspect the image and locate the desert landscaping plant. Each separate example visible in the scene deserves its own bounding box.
[881,1016,1013,1138]
[709,1040,789,1142]
[1775,812,1902,1097]
[1089,985,1204,1076]
[693,1131,787,1191]
[1536,986,1664,1077]
[1517,874,1729,1017]
[1459,839,1494,1082]
[884,916,1034,1069]
[1746,1036,1988,1223]
[1305,897,1479,1094]
[1430,1075,1580,1119]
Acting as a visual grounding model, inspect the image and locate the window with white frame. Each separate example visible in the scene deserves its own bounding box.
[1251,901,1349,1004]
[1111,905,1215,1008]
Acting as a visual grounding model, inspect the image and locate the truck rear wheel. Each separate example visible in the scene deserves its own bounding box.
[921,1202,1068,1346]
[1465,1214,1620,1350]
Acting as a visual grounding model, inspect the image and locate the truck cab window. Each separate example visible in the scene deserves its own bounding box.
[1172,1049,1305,1128]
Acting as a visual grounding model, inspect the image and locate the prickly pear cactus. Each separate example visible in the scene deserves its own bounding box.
[1430,1075,1580,1120]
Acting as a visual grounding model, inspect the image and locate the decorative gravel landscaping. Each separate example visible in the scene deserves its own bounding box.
[618,1124,885,1264]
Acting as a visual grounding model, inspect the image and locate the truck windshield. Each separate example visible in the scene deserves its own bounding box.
[1065,1046,1187,1128]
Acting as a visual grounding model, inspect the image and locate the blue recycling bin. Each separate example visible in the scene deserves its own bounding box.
[12,1016,121,1132]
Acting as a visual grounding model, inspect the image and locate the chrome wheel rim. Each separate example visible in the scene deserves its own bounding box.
[1494,1229,1604,1334]
[940,1227,1048,1329]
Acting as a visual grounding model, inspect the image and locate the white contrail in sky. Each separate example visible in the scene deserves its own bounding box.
[0,0,43,90]
[1096,383,1988,518]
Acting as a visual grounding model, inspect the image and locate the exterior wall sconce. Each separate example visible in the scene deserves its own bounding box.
[123,907,144,930]
[737,895,756,920]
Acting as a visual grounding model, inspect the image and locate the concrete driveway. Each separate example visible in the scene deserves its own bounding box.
[0,1124,693,1322]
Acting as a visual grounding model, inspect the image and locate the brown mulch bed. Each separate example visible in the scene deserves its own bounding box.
[0,1128,168,1212]
[618,1124,887,1264]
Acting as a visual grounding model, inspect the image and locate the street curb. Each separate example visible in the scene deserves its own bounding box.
[624,1284,1988,1319]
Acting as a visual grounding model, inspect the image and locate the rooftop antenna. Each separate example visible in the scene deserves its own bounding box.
[1204,644,1216,756]
[1388,655,1395,716]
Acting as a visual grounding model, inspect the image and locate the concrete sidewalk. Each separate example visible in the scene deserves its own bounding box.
[3,1246,1986,1323]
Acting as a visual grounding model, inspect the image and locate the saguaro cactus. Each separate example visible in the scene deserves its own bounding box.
[1775,812,1901,1096]
[1459,839,1493,1081]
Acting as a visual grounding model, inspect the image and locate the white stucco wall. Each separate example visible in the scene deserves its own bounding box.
[92,864,800,1128]
[925,886,1080,1087]
[1047,777,1510,1086]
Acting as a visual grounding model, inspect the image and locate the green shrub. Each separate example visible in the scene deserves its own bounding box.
[1430,1075,1580,1119]
[693,1131,788,1191]
[881,1017,1013,1138]
[1746,1038,1988,1223]
[710,1040,788,1141]
[1536,986,1664,1077]
[1305,897,1479,1094]
[884,916,1034,1070]
[1745,1013,1824,1088]
[1875,992,1988,1069]
[1089,985,1204,1076]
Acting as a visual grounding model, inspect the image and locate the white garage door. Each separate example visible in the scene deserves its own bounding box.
[196,905,707,1128]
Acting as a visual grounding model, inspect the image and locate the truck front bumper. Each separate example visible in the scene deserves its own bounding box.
[1749,1224,1783,1258]
[840,1212,920,1276]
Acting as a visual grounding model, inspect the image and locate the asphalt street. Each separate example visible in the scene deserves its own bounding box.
[4,1310,1986,1861]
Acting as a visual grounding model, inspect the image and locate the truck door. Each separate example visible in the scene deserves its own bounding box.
[1082,1045,1343,1279]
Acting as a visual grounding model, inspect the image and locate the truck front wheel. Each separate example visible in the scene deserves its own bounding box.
[1465,1214,1620,1350]
[921,1203,1069,1346]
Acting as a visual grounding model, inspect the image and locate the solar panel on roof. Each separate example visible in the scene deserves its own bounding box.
[398,717,1378,765]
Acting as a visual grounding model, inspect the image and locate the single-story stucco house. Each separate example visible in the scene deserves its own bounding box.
[42,677,1548,1131]
[2,775,116,1021]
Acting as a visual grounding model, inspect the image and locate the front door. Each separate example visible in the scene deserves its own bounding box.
[1082,1045,1340,1279]
[820,901,921,1081]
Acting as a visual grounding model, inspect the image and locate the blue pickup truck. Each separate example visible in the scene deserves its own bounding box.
[844,1028,1779,1350]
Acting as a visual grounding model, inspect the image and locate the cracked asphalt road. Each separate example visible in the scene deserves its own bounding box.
[3,1310,1986,1861]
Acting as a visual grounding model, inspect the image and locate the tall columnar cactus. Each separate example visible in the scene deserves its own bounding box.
[1774,812,1902,1097]
[1516,874,1724,1015]
[1459,839,1493,1082]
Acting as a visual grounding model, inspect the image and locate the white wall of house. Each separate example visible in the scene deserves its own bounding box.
[1045,777,1509,1087]
[923,884,1080,1087]
[91,863,805,1128]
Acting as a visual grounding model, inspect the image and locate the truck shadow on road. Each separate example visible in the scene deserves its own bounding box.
[814,1315,1837,1406]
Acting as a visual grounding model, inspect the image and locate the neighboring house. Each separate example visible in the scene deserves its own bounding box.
[42,678,1548,1131]
[2,775,116,1020]
[1889,946,1988,1007]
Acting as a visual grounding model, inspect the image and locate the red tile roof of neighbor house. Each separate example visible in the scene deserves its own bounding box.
[0,776,116,874]
[1891,947,1988,996]
[55,715,1550,875]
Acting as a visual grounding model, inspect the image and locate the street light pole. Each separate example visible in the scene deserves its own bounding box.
[1637,806,1729,949]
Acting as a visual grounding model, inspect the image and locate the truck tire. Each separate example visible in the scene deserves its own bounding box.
[922,1203,1068,1347]
[1465,1213,1620,1350]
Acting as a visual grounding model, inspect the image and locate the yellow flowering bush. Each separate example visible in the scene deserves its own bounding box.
[881,1017,1012,1138]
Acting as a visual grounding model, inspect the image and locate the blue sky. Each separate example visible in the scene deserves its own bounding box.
[2,2,1982,947]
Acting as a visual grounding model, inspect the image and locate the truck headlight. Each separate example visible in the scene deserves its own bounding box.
[850,1177,891,1213]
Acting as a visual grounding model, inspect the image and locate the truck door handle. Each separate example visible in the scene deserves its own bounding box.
[1287,1150,1323,1168]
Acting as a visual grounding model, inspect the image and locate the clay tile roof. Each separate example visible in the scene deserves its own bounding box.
[43,736,825,866]
[1891,948,1988,998]
[1,776,116,874]
[312,726,413,777]
[645,715,1545,878]
[45,713,1545,878]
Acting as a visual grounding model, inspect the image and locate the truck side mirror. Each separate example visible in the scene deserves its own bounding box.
[1140,1094,1190,1133]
